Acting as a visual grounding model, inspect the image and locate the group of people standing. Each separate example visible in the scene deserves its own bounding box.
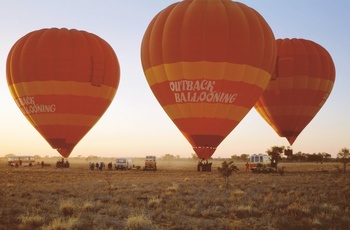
[89,162,113,170]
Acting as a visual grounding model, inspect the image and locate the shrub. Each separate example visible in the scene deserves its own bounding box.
[124,213,156,230]
[166,183,179,192]
[218,161,239,189]
[81,200,94,212]
[18,213,44,229]
[59,200,76,217]
[42,217,80,230]
[148,197,162,208]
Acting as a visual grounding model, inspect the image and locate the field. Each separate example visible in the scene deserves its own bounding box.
[0,158,349,230]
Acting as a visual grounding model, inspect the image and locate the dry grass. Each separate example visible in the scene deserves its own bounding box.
[0,159,349,229]
[125,213,156,230]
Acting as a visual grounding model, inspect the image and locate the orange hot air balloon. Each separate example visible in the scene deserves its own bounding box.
[254,38,336,145]
[141,0,276,159]
[6,28,120,158]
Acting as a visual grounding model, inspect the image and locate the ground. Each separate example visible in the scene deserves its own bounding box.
[0,159,349,230]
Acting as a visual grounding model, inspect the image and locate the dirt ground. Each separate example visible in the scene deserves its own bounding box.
[0,159,349,230]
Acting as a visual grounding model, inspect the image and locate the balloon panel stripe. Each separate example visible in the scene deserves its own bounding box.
[15,94,111,116]
[163,103,249,121]
[145,62,271,86]
[28,114,99,126]
[255,90,329,107]
[8,81,117,101]
[174,117,239,136]
[264,77,334,92]
[38,125,91,143]
[255,105,320,118]
[151,79,265,108]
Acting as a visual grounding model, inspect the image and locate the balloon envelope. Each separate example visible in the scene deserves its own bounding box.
[254,38,335,145]
[7,28,120,158]
[141,0,276,159]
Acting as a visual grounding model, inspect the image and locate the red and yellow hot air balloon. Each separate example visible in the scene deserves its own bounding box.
[254,38,335,145]
[6,28,120,158]
[141,0,276,159]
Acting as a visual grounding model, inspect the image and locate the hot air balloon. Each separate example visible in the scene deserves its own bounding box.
[141,0,276,159]
[254,38,335,145]
[6,28,120,158]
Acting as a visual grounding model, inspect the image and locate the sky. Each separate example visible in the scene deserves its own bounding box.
[0,0,349,159]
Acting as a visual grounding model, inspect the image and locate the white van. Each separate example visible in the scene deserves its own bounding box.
[115,158,133,170]
[249,154,271,165]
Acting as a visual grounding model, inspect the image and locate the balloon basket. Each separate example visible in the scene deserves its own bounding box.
[197,161,212,172]
[56,159,70,168]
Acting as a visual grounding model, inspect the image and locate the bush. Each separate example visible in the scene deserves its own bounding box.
[18,214,44,229]
[59,200,76,217]
[124,214,156,230]
[218,161,239,189]
[42,217,79,230]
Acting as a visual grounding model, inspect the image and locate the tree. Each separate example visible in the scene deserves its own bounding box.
[4,153,15,158]
[161,154,176,161]
[240,154,249,161]
[86,155,99,162]
[292,151,307,162]
[218,161,239,190]
[191,153,199,160]
[266,146,285,169]
[230,155,241,162]
[307,153,323,163]
[337,147,350,173]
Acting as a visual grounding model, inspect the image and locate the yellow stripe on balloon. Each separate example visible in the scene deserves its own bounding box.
[266,77,334,91]
[28,113,99,127]
[163,103,250,121]
[145,62,271,88]
[8,81,117,100]
[255,105,320,117]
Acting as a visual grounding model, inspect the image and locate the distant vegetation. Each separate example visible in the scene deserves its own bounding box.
[2,146,349,166]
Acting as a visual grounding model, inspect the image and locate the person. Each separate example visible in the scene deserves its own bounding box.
[245,162,250,172]
[41,161,44,168]
[197,160,203,172]
[99,162,104,170]
[202,159,210,171]
[271,159,277,168]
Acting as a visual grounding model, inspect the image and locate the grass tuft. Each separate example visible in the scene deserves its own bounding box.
[18,213,44,229]
[124,213,156,230]
[42,217,80,230]
[59,200,77,217]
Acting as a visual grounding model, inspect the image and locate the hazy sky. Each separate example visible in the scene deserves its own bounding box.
[0,1,349,158]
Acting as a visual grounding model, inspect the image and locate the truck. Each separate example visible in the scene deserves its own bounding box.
[249,153,276,173]
[143,155,157,171]
[115,158,133,170]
